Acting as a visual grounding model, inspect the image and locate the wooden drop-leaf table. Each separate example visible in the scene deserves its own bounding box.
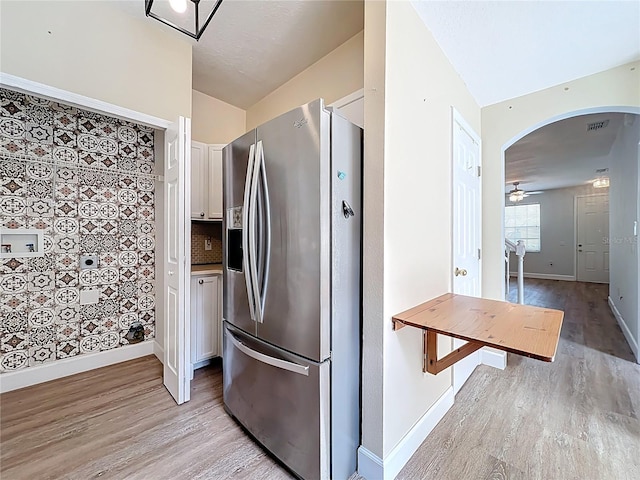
[392,293,564,374]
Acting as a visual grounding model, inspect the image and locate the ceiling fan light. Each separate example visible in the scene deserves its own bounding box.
[593,177,610,188]
[509,191,524,202]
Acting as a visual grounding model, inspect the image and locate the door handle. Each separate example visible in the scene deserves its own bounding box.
[454,267,468,277]
[228,330,309,376]
[342,200,355,218]
[242,144,257,322]
[198,279,204,284]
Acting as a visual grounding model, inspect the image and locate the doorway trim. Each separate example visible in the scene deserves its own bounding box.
[499,105,640,299]
[0,72,172,129]
[330,88,364,111]
[0,72,172,389]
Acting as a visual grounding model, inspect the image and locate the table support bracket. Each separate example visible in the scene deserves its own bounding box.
[423,330,483,374]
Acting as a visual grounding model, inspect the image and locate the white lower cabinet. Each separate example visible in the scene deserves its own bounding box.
[190,273,222,371]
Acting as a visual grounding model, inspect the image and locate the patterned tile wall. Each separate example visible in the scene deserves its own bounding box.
[0,88,156,373]
[191,222,222,265]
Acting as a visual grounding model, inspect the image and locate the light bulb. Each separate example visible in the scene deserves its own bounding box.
[169,0,188,14]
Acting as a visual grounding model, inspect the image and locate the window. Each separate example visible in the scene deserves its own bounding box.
[505,204,541,252]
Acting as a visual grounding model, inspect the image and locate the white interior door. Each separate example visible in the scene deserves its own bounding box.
[451,109,482,394]
[576,194,609,283]
[164,117,191,405]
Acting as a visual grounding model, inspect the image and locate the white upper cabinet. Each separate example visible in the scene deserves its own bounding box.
[191,142,225,220]
[191,141,207,219]
[207,145,224,220]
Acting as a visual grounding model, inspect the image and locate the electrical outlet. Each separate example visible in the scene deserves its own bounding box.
[205,237,212,251]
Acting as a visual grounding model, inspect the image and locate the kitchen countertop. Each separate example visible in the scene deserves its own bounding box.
[191,264,223,275]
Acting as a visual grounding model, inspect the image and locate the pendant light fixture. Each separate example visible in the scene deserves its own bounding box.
[145,0,224,40]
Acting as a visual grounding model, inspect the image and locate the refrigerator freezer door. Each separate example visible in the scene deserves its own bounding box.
[255,99,331,362]
[223,323,330,480]
[223,130,257,336]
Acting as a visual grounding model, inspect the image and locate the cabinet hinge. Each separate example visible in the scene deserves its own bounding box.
[477,166,482,177]
[478,248,482,260]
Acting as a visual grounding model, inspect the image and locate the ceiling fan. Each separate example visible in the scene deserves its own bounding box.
[507,182,543,202]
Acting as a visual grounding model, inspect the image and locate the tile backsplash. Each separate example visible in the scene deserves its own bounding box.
[191,222,222,264]
[0,87,156,373]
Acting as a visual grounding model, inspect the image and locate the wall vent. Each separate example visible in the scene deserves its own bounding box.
[586,119,609,131]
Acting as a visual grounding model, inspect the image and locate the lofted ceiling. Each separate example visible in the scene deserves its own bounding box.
[505,113,633,193]
[121,1,639,111]
[412,0,640,107]
[118,0,363,109]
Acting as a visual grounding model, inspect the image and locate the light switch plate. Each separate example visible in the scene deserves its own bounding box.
[80,288,99,305]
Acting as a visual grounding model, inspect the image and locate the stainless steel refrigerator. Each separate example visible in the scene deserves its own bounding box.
[222,99,362,480]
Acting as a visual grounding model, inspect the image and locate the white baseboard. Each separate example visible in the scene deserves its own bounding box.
[0,341,154,393]
[480,347,507,370]
[510,272,576,281]
[608,297,639,364]
[153,341,164,364]
[357,387,454,480]
[356,446,384,480]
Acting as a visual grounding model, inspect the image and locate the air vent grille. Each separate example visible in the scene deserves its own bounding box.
[586,119,609,131]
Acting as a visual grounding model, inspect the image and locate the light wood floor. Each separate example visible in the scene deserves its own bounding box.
[0,358,294,480]
[2,279,638,480]
[397,279,640,480]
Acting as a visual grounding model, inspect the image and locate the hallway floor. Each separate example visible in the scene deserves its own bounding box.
[1,280,638,479]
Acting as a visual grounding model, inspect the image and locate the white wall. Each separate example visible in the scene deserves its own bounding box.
[482,62,640,301]
[608,116,640,360]
[192,90,246,144]
[361,1,480,472]
[361,0,386,461]
[246,30,364,130]
[507,185,605,278]
[0,0,192,120]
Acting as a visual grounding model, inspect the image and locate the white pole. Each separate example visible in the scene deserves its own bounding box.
[516,240,526,305]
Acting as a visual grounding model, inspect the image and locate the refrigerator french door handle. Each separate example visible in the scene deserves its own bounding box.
[249,141,263,322]
[258,141,271,317]
[243,143,257,321]
[228,329,310,376]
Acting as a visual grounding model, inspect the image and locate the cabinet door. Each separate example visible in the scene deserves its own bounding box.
[191,274,220,364]
[191,142,207,219]
[207,145,224,219]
